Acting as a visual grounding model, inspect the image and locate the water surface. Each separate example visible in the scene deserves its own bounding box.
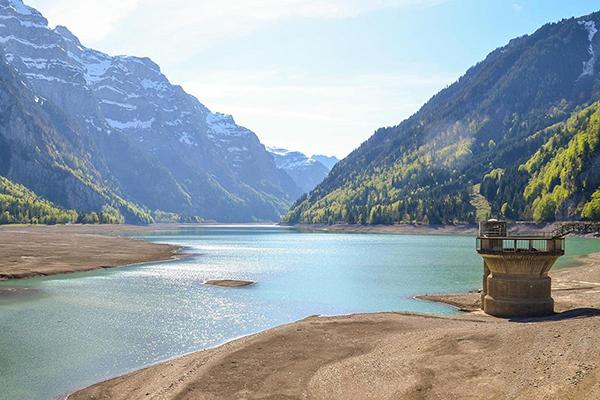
[0,226,598,400]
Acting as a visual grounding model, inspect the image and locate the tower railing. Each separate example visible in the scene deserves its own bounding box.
[476,237,565,256]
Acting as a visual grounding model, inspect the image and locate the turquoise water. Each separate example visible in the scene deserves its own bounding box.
[0,226,598,400]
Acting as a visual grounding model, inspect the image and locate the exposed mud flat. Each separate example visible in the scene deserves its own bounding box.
[0,225,181,280]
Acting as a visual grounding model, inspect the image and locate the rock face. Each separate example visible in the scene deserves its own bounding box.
[267,147,338,193]
[0,0,302,222]
[0,52,115,216]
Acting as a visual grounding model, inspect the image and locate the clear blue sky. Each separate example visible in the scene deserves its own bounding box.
[27,0,600,157]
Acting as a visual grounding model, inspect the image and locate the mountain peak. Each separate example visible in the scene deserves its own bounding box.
[54,25,81,44]
[311,154,339,170]
[0,0,46,26]
[2,0,33,15]
[116,55,162,74]
[267,146,335,193]
[207,112,235,125]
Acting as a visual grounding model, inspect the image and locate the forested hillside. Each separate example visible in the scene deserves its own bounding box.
[0,176,77,224]
[285,12,600,225]
[483,101,600,222]
[0,176,128,224]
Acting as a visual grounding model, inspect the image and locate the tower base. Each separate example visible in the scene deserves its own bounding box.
[483,275,554,318]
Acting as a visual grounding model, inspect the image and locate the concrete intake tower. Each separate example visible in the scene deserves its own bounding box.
[476,220,565,317]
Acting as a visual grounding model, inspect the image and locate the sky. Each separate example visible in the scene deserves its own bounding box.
[26,0,600,158]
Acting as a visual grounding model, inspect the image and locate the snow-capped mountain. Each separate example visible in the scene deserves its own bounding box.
[267,147,338,193]
[312,154,339,170]
[0,0,301,222]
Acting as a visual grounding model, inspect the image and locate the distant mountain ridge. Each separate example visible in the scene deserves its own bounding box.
[267,147,338,193]
[286,11,600,224]
[311,154,339,170]
[0,0,302,223]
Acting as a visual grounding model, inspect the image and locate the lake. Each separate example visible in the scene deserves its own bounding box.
[0,226,598,400]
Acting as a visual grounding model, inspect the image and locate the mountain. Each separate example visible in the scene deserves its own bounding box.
[311,155,339,170]
[285,12,600,225]
[0,0,301,223]
[0,47,152,223]
[267,147,337,193]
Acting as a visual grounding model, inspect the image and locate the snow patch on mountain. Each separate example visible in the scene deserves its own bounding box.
[165,119,183,126]
[0,14,44,28]
[267,147,291,157]
[106,118,154,130]
[178,132,196,146]
[206,113,251,138]
[0,35,57,49]
[578,20,598,78]
[5,0,31,15]
[84,58,112,83]
[100,99,137,110]
[140,78,167,91]
[267,147,321,170]
[268,147,338,171]
[23,72,73,84]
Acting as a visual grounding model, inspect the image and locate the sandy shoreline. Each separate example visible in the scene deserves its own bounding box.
[0,224,181,280]
[70,249,600,399]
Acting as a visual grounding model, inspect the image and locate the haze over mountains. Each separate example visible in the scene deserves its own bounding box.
[0,0,342,223]
[286,11,600,224]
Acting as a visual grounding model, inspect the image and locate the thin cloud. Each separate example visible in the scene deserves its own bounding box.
[28,0,443,55]
[27,0,140,43]
[183,69,457,157]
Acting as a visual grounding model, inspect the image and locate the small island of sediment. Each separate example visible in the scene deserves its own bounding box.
[205,279,255,287]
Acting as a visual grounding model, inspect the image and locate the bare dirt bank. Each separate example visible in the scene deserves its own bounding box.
[295,223,479,235]
[294,222,600,237]
[70,252,600,400]
[0,225,181,280]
